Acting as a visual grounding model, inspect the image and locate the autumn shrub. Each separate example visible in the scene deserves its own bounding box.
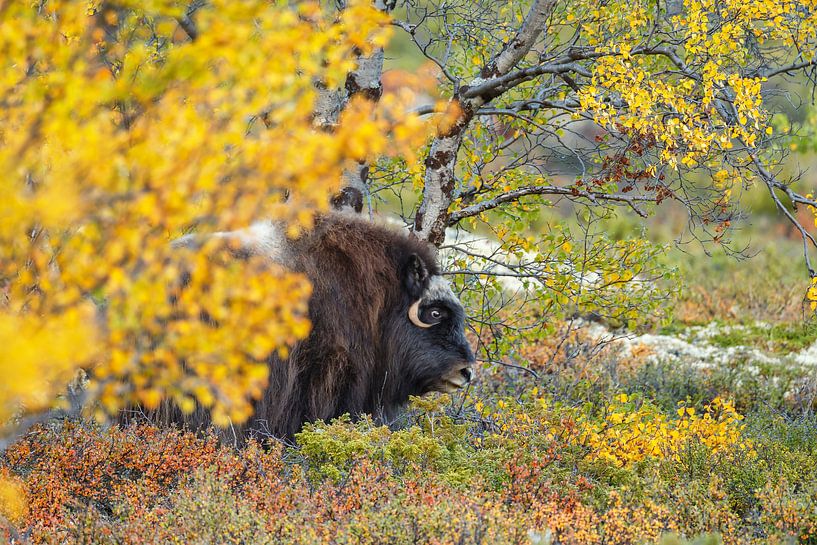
[1,420,288,542]
[476,322,658,413]
[108,469,281,545]
[4,278,813,545]
[757,478,817,545]
[4,377,817,544]
[658,536,724,545]
[625,355,816,417]
[1,420,596,545]
[294,409,472,485]
[740,412,817,499]
[576,395,754,470]
[641,476,743,544]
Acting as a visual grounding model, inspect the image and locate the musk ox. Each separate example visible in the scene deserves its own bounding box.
[133,214,476,444]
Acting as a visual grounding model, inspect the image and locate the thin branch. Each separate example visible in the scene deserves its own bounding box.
[177,14,197,40]
[448,185,653,224]
[748,151,817,276]
[177,1,204,41]
[631,45,697,78]
[391,19,459,85]
[461,62,591,100]
[479,358,541,380]
[411,104,438,116]
[755,58,817,79]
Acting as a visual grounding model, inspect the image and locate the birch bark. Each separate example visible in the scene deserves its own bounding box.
[318,1,391,214]
[412,0,558,245]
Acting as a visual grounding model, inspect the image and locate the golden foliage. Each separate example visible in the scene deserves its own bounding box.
[571,0,812,173]
[0,0,428,438]
[578,395,753,468]
[0,471,26,526]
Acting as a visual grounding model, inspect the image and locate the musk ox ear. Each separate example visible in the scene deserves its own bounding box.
[404,253,430,300]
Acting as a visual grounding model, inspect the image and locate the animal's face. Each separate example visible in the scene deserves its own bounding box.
[389,254,476,396]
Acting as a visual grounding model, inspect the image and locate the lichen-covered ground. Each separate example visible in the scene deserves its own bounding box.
[2,317,815,545]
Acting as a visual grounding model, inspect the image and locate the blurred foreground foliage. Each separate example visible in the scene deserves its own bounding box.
[0,0,432,516]
[0,0,428,434]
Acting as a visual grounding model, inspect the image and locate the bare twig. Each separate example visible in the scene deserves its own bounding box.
[448,185,653,224]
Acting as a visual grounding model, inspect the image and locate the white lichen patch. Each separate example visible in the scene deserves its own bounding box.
[793,342,817,366]
[583,321,814,370]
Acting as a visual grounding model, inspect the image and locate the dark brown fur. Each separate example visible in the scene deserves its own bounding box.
[254,215,442,440]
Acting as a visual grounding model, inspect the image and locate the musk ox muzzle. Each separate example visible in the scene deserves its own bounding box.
[435,364,474,393]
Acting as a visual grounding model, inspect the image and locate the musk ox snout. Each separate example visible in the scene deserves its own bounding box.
[435,363,475,393]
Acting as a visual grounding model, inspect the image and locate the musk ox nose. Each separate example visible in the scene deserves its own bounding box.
[434,363,475,393]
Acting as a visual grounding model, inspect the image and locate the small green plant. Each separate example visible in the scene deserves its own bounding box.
[294,397,473,485]
[707,321,817,353]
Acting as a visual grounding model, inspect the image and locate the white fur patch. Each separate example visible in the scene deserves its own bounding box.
[423,275,459,307]
[213,220,286,261]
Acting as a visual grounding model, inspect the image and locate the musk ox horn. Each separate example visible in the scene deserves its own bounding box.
[408,299,433,328]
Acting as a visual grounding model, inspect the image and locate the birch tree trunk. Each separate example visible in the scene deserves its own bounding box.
[318,1,392,215]
[412,0,558,245]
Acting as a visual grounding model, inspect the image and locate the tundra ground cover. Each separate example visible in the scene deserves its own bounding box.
[3,216,816,545]
[2,312,816,544]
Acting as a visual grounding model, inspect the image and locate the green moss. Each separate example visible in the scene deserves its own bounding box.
[707,321,817,353]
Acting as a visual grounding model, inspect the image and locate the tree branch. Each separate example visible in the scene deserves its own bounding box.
[177,15,197,40]
[755,58,817,79]
[461,61,591,100]
[447,185,653,225]
[176,1,204,41]
[748,152,817,277]
[412,0,558,246]
[483,0,558,77]
[318,0,392,216]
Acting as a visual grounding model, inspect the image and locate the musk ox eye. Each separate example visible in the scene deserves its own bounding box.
[421,305,448,324]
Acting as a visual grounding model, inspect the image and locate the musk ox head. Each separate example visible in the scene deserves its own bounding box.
[395,253,475,396]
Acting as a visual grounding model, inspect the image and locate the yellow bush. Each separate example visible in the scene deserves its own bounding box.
[0,473,26,525]
[579,395,754,468]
